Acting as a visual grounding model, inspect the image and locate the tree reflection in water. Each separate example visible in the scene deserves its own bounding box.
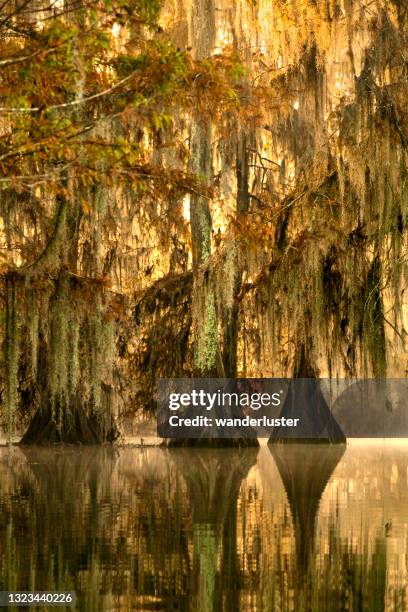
[169,448,258,612]
[0,445,407,611]
[269,444,345,574]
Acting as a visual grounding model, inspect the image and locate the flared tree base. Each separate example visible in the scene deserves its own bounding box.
[20,405,119,445]
[161,437,259,448]
[268,437,346,445]
[269,348,346,445]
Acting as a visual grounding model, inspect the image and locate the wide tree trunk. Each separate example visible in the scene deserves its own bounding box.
[20,384,119,445]
[268,345,346,444]
[20,404,118,445]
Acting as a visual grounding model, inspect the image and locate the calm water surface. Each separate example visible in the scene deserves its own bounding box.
[0,442,407,611]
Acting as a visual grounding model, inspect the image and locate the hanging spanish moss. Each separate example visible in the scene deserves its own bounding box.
[1,0,408,444]
[5,274,18,444]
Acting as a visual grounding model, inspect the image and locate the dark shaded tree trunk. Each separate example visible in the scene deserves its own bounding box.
[222,130,251,378]
[20,395,118,445]
[19,298,118,445]
[165,436,258,448]
[4,272,18,443]
[269,346,346,444]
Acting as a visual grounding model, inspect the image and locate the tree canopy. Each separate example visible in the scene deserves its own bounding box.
[1,0,408,443]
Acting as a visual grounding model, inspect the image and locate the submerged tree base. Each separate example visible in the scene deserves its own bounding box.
[269,348,346,445]
[268,390,346,445]
[20,405,119,445]
[162,437,259,448]
[269,438,346,445]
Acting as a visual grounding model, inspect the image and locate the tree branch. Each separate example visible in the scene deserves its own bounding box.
[0,69,140,113]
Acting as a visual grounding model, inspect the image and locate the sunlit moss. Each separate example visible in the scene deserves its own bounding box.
[194,287,218,374]
[5,276,18,443]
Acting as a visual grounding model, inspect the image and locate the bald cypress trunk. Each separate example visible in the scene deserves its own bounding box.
[269,346,346,444]
[20,387,118,445]
[222,129,251,377]
[188,0,223,378]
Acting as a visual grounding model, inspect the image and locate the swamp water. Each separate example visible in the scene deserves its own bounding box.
[0,442,407,611]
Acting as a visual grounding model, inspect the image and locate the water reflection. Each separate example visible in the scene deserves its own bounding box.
[170,448,258,612]
[270,444,345,572]
[0,443,407,611]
